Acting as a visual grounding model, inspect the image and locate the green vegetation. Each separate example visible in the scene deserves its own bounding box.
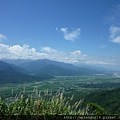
[0,70,53,84]
[82,88,120,114]
[0,60,26,73]
[1,59,120,118]
[87,103,107,115]
[1,90,109,120]
[19,59,100,76]
[0,75,120,116]
[1,75,108,99]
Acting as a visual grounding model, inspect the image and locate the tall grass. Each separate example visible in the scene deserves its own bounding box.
[0,87,107,117]
[0,89,88,116]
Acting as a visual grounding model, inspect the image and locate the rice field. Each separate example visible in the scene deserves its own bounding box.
[0,74,119,102]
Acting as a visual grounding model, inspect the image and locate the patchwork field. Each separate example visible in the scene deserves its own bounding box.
[1,74,120,103]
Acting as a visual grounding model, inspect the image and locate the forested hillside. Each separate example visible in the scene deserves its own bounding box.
[82,88,120,114]
[0,60,27,73]
[0,70,53,84]
[18,59,101,76]
[0,60,54,84]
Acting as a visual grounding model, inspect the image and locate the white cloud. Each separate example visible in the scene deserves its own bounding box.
[70,50,81,55]
[109,26,120,44]
[0,43,86,63]
[0,43,118,69]
[60,28,81,41]
[0,34,7,40]
[85,60,115,65]
[106,4,120,25]
[41,47,57,53]
[60,28,68,33]
[0,44,47,59]
[109,26,120,38]
[107,4,120,45]
[41,47,82,63]
[112,36,120,43]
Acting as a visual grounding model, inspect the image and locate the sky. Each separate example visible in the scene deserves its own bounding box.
[0,0,120,70]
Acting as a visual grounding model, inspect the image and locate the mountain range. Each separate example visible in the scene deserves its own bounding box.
[19,59,103,76]
[0,60,26,73]
[0,59,103,84]
[0,60,53,84]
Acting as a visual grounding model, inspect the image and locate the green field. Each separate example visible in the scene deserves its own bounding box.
[1,74,120,103]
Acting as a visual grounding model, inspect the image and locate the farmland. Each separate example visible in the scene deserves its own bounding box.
[1,74,120,103]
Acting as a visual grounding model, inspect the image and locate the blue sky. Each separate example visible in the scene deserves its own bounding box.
[0,0,120,70]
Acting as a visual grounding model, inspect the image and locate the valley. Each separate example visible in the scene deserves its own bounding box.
[1,75,120,102]
[0,59,120,115]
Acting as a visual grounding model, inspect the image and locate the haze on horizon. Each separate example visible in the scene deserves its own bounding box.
[0,0,120,71]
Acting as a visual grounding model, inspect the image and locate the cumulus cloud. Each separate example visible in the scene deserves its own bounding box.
[70,50,81,55]
[0,43,118,68]
[41,47,57,53]
[112,36,120,43]
[60,28,81,41]
[109,26,120,44]
[0,43,87,63]
[0,44,47,59]
[0,34,7,40]
[41,47,86,63]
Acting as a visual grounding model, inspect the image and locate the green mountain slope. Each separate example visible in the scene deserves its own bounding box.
[82,88,120,114]
[0,60,27,73]
[35,64,81,76]
[35,64,100,76]
[0,60,53,84]
[19,59,100,76]
[0,70,53,84]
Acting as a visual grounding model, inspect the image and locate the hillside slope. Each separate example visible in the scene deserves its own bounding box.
[35,64,81,76]
[19,59,100,76]
[82,88,120,114]
[0,60,53,84]
[0,60,27,73]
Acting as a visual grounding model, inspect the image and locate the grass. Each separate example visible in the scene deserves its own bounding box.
[0,89,89,116]
[0,75,119,105]
[0,88,109,120]
[1,75,119,118]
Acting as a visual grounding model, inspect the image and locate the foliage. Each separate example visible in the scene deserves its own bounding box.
[82,88,120,114]
[87,103,107,115]
[0,90,109,119]
[1,87,113,120]
[0,91,89,116]
[0,70,53,84]
[75,82,120,89]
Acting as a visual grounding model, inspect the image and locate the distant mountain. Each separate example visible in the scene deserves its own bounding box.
[19,59,77,72]
[35,64,100,76]
[74,63,113,74]
[0,70,53,84]
[0,59,102,77]
[0,60,53,84]
[35,64,80,76]
[2,59,32,66]
[0,60,27,73]
[0,70,35,84]
[19,59,101,76]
